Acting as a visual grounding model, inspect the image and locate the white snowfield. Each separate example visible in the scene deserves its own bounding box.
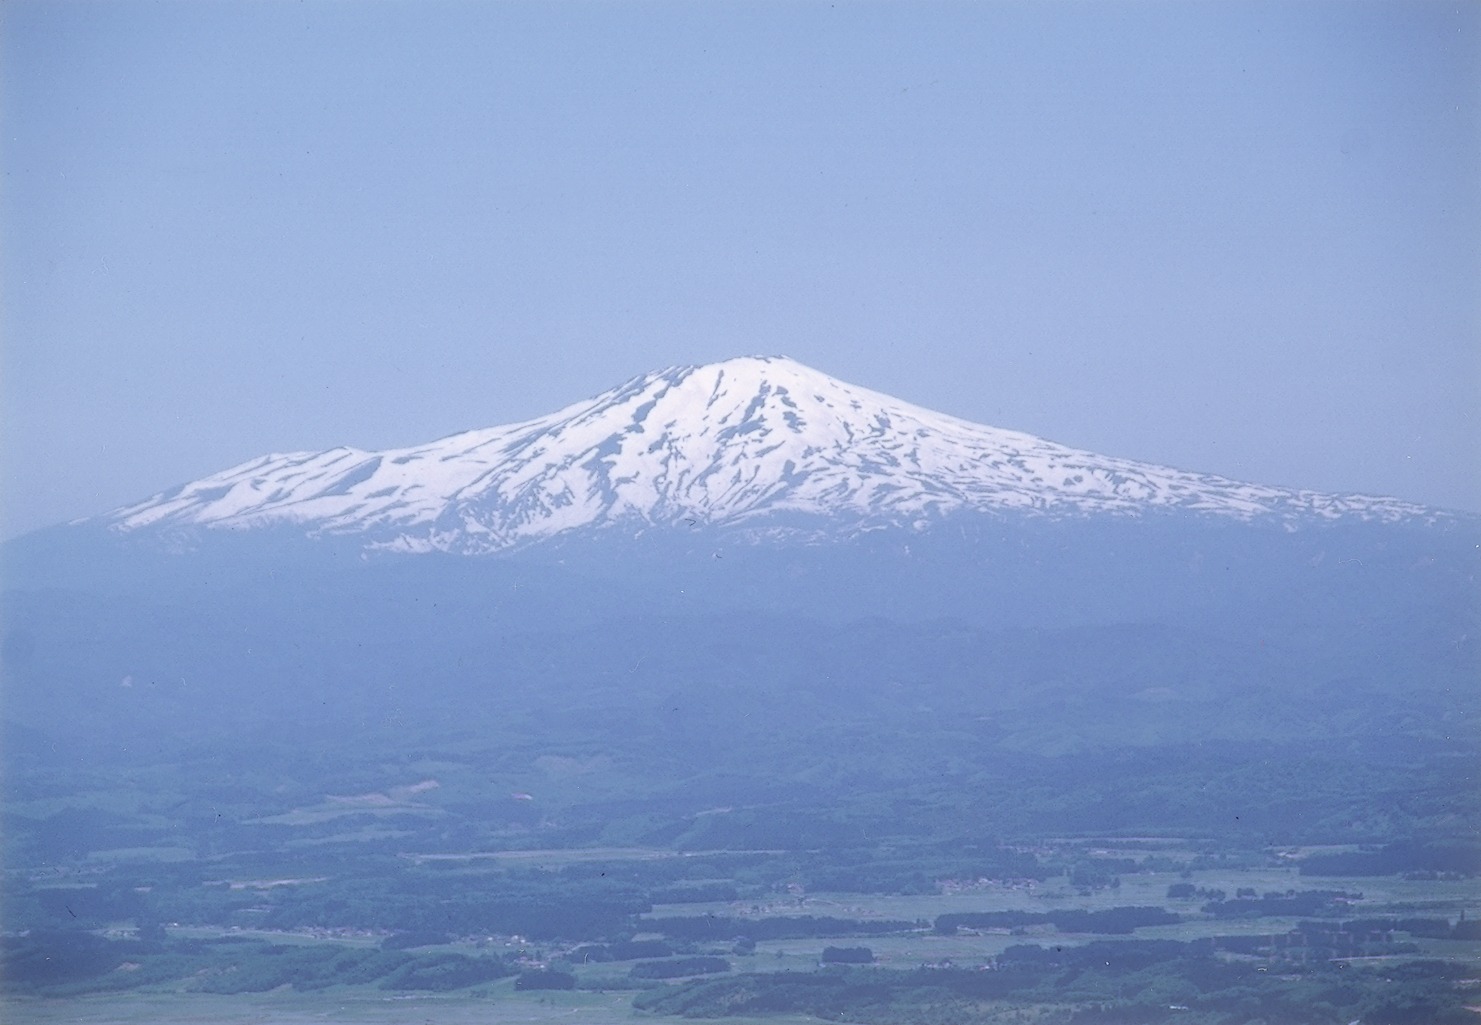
[107,356,1433,552]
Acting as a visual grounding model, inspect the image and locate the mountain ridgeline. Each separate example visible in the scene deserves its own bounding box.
[2,357,1477,847]
[99,355,1439,548]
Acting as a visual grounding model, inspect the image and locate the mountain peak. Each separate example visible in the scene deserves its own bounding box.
[104,358,1433,552]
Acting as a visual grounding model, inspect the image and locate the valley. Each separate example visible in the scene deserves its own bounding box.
[3,359,1476,1023]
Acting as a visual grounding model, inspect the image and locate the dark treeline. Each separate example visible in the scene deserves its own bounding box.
[1201,890,1361,919]
[1299,840,1481,878]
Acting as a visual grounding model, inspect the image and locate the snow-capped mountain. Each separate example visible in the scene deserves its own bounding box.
[104,356,1432,553]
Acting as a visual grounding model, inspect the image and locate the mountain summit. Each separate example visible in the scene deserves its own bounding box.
[105,356,1429,553]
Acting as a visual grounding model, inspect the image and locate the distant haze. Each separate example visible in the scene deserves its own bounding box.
[2,0,1477,540]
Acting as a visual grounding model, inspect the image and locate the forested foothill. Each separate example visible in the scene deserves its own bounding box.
[3,649,1478,1023]
[2,514,1478,1022]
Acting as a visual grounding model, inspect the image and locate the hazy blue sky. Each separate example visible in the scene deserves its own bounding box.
[3,0,1477,539]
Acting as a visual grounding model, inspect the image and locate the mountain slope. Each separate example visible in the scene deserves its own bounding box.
[4,358,1473,809]
[103,357,1433,554]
